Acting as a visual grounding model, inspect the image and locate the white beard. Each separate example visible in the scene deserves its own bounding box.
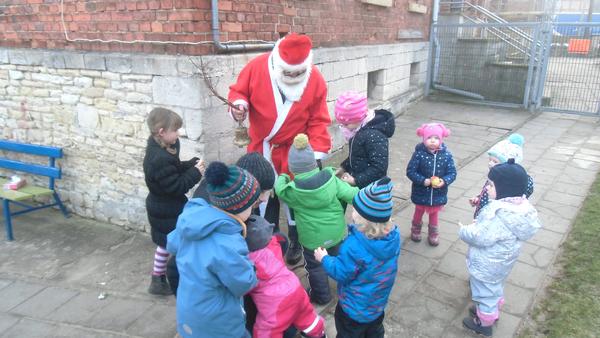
[274,65,311,102]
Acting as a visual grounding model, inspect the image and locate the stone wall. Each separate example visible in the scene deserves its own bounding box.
[0,42,428,230]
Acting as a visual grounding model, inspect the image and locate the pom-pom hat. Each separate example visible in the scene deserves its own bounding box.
[488,133,525,164]
[416,123,450,142]
[205,161,261,214]
[288,133,317,174]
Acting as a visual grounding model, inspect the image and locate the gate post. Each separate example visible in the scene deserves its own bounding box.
[523,24,541,109]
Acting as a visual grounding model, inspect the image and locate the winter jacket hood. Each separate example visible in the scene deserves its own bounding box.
[174,198,244,242]
[364,109,395,138]
[353,224,400,261]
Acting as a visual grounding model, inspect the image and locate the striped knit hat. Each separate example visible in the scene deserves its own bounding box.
[205,161,261,214]
[353,177,394,223]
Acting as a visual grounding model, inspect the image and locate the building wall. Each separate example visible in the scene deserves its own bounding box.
[0,0,432,55]
[0,42,428,230]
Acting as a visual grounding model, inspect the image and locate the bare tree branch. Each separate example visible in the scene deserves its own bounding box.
[189,56,238,109]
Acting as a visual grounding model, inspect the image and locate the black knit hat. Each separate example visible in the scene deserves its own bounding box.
[245,215,274,252]
[236,152,275,191]
[488,159,528,200]
[205,161,261,214]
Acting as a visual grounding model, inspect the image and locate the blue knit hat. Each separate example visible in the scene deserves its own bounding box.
[353,177,394,222]
[205,161,261,214]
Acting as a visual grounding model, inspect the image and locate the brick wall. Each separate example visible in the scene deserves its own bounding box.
[0,0,432,55]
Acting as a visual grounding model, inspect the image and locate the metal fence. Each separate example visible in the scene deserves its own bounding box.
[426,21,600,115]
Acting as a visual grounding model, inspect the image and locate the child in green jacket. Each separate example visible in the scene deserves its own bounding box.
[275,133,359,305]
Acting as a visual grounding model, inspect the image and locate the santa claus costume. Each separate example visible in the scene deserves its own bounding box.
[229,33,332,265]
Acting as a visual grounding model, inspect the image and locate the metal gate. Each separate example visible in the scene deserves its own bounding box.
[426,18,600,115]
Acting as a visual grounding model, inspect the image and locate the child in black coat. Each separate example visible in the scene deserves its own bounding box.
[143,107,204,295]
[334,91,396,188]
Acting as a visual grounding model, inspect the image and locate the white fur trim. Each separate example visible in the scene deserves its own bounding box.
[228,99,248,120]
[314,151,328,160]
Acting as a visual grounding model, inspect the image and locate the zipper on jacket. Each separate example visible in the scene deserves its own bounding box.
[430,151,437,206]
[349,137,354,170]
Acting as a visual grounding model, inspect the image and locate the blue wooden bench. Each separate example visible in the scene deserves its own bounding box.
[0,140,69,241]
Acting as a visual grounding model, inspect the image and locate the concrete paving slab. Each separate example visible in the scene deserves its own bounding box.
[390,292,460,337]
[87,298,153,332]
[0,281,45,312]
[434,251,470,281]
[0,318,58,338]
[46,291,115,325]
[125,303,177,338]
[507,262,546,289]
[10,286,78,318]
[503,282,535,316]
[0,313,20,333]
[528,228,565,250]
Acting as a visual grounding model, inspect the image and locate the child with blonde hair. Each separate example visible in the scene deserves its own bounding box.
[315,177,401,338]
[406,122,457,246]
[275,133,359,305]
[143,107,204,295]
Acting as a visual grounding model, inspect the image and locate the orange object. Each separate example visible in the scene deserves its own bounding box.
[567,39,591,54]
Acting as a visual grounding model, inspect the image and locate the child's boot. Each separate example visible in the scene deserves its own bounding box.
[285,225,303,265]
[462,316,493,337]
[427,224,439,246]
[410,222,422,242]
[148,275,173,295]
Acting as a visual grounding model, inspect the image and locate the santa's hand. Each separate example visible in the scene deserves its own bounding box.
[231,104,248,122]
[314,247,328,262]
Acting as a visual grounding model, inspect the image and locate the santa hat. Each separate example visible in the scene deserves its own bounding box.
[416,123,451,143]
[272,33,314,73]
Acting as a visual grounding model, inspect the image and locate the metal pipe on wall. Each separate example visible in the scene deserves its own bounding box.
[211,0,274,53]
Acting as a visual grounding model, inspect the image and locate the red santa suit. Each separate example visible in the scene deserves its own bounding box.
[228,34,332,176]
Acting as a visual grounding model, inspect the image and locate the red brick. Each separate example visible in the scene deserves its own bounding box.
[283,7,297,16]
[222,21,242,33]
[148,1,160,10]
[218,1,232,11]
[151,21,163,32]
[160,0,173,9]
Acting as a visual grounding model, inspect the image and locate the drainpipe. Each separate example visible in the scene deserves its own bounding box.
[424,0,440,96]
[211,0,274,53]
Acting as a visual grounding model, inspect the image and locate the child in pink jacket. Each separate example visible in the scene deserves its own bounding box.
[245,215,326,338]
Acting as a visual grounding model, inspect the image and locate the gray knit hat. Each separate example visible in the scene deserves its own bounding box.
[288,133,317,174]
[245,215,274,252]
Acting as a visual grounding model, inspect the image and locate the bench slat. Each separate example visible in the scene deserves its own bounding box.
[0,140,63,158]
[0,178,54,201]
[0,159,61,179]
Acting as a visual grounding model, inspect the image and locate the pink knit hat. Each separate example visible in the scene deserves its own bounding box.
[416,123,451,142]
[334,91,368,124]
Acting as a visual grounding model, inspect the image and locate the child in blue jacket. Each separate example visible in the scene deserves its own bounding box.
[406,123,456,246]
[167,162,261,338]
[315,177,401,338]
